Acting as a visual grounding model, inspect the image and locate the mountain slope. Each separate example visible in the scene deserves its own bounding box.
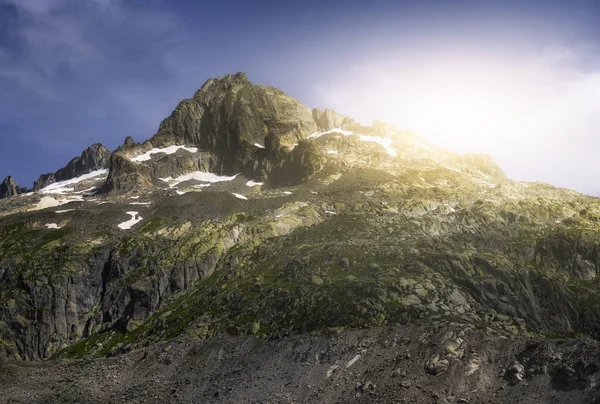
[2,73,600,402]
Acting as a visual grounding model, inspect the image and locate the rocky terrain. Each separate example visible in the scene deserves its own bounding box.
[1,72,600,403]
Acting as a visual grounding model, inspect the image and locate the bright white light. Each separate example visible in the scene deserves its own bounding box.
[319,51,600,193]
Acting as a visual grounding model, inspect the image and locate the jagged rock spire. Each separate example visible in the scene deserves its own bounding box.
[0,176,25,199]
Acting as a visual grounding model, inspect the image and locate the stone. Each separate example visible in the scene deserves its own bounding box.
[426,354,450,375]
[505,361,525,384]
[0,176,24,199]
[124,136,136,148]
[312,108,347,131]
[310,275,324,285]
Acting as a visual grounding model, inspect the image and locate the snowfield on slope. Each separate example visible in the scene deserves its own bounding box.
[34,196,84,211]
[232,193,248,200]
[358,135,397,157]
[130,145,198,162]
[308,128,353,139]
[160,172,239,188]
[118,212,143,230]
[40,169,109,195]
[308,128,398,157]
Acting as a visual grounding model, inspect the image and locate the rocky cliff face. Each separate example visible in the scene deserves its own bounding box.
[33,143,111,191]
[106,73,320,192]
[2,73,600,402]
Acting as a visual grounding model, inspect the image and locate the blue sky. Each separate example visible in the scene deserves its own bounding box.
[1,0,600,194]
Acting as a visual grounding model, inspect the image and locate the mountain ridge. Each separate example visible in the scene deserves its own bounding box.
[2,72,600,403]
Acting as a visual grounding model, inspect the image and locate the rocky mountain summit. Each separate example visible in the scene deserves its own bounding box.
[33,143,111,191]
[2,73,600,403]
[0,176,26,199]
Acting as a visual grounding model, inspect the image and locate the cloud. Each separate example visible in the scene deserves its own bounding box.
[0,0,112,101]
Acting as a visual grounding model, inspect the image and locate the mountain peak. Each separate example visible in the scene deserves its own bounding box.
[107,73,317,192]
[193,72,250,99]
[33,143,111,191]
[0,176,25,199]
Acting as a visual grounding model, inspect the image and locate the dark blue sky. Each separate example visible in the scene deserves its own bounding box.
[1,0,600,194]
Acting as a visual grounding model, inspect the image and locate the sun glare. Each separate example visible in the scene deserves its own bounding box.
[322,54,600,176]
[368,65,529,154]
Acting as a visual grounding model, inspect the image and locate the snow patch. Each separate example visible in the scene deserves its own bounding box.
[445,167,462,173]
[246,180,263,187]
[55,209,75,214]
[289,143,298,150]
[478,171,492,181]
[130,196,140,200]
[253,143,265,149]
[346,354,361,368]
[327,150,338,155]
[130,202,152,206]
[308,128,353,139]
[73,187,97,195]
[325,210,337,215]
[358,135,397,157]
[45,223,61,229]
[35,196,83,210]
[40,169,108,195]
[232,193,248,200]
[160,172,238,188]
[283,191,293,195]
[416,141,439,155]
[118,212,143,230]
[130,145,198,162]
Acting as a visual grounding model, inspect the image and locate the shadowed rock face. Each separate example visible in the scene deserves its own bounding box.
[33,143,111,191]
[0,176,25,199]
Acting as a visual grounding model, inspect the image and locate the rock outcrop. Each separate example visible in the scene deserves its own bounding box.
[0,176,25,199]
[312,108,349,131]
[33,143,111,191]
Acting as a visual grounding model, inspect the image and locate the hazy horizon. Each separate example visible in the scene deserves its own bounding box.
[1,0,599,195]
